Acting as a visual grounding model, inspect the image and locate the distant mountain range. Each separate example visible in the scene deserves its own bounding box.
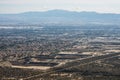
[0,10,120,25]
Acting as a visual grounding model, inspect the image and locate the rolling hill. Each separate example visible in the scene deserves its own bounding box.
[0,10,120,25]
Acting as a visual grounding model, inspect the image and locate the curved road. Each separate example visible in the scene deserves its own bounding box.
[22,52,120,80]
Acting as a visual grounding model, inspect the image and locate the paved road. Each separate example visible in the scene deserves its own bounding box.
[52,52,120,71]
[23,52,120,80]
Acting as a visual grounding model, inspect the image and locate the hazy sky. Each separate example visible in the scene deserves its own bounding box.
[0,0,120,13]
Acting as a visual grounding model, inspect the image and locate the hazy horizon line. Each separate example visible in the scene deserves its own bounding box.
[1,9,120,14]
